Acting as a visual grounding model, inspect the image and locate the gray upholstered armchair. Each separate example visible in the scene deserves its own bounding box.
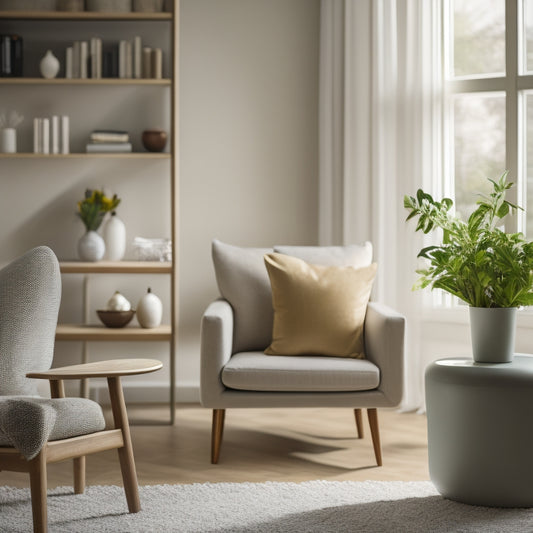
[200,240,405,466]
[0,247,161,533]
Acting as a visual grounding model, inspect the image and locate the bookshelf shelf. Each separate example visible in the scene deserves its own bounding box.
[0,78,171,86]
[0,153,171,159]
[60,261,172,274]
[56,324,172,341]
[0,11,172,21]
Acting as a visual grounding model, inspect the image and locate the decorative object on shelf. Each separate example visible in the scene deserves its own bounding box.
[86,128,132,153]
[0,110,23,154]
[404,172,533,364]
[78,230,105,262]
[103,211,126,261]
[86,0,132,12]
[132,236,172,261]
[39,50,60,79]
[142,129,167,152]
[106,290,132,311]
[76,189,120,262]
[136,288,163,328]
[133,0,163,12]
[57,0,85,10]
[97,309,135,328]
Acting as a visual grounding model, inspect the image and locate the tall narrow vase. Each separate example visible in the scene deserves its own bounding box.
[78,230,105,262]
[469,307,517,364]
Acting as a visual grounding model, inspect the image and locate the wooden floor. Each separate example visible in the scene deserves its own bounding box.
[0,404,429,488]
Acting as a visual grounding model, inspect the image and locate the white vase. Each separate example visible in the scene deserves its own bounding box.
[39,50,60,79]
[136,288,163,328]
[103,211,126,261]
[0,128,16,153]
[78,230,105,262]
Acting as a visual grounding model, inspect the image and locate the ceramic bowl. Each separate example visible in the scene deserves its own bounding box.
[142,129,168,152]
[97,309,135,328]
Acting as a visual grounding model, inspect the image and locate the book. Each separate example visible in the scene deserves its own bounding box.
[80,41,88,79]
[142,46,152,79]
[10,35,22,77]
[90,130,130,143]
[61,115,69,154]
[152,48,162,79]
[41,118,50,155]
[86,142,132,153]
[72,41,80,78]
[65,47,73,78]
[51,115,59,154]
[33,118,42,153]
[133,36,142,79]
[1,35,11,76]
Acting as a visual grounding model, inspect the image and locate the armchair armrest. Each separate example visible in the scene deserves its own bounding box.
[200,298,234,407]
[364,302,405,406]
[27,359,162,380]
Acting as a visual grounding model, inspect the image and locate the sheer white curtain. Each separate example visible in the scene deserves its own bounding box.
[319,0,443,410]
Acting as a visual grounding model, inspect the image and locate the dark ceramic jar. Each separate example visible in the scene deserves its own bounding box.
[142,129,168,152]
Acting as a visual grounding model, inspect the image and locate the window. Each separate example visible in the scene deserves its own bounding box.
[445,0,533,237]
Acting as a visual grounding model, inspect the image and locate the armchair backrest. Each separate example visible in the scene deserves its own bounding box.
[211,240,373,354]
[0,247,61,396]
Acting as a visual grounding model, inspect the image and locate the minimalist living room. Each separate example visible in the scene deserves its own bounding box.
[1,0,533,532]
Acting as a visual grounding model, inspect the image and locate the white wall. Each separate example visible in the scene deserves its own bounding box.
[179,0,320,398]
[0,0,320,402]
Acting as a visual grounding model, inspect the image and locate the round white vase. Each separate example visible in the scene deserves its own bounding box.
[103,211,126,261]
[40,50,60,79]
[78,230,105,262]
[136,288,163,328]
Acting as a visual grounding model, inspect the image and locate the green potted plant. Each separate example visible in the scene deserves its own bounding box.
[404,172,533,363]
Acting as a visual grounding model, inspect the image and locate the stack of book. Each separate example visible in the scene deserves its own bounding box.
[33,115,69,154]
[0,35,23,77]
[86,130,132,153]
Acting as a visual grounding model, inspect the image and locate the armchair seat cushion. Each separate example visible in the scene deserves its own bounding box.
[0,397,106,459]
[221,351,380,392]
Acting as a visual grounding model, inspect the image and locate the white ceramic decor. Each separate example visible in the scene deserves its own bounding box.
[103,211,126,261]
[0,128,16,153]
[39,50,60,79]
[136,288,162,328]
[77,230,105,261]
[106,290,131,311]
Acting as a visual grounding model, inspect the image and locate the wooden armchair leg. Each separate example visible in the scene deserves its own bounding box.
[211,409,226,464]
[73,456,86,494]
[29,451,47,533]
[108,376,141,513]
[367,408,383,466]
[354,409,364,438]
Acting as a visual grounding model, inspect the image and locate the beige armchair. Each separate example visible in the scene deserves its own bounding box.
[200,240,405,466]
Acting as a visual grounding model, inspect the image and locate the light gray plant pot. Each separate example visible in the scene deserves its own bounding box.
[469,306,517,363]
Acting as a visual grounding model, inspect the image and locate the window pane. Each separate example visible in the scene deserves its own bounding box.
[526,94,533,237]
[525,0,533,73]
[454,94,506,219]
[453,0,505,78]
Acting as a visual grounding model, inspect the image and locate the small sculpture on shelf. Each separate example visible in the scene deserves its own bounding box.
[39,50,60,79]
[97,290,135,328]
[136,287,163,328]
[76,188,120,262]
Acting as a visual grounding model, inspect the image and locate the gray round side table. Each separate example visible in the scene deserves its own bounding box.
[425,355,533,507]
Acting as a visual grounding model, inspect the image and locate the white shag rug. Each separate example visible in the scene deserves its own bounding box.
[1,480,533,533]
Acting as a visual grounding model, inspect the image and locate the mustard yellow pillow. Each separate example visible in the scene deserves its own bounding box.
[264,253,377,358]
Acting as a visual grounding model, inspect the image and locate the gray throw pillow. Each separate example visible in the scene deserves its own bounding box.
[273,242,373,266]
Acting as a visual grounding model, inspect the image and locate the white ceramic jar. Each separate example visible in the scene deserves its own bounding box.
[39,50,60,79]
[103,211,126,261]
[136,288,162,328]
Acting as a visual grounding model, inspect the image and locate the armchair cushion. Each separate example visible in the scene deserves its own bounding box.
[0,397,105,460]
[264,253,377,358]
[221,351,380,392]
[212,239,274,353]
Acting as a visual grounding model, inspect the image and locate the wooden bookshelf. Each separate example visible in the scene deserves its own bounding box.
[60,261,172,274]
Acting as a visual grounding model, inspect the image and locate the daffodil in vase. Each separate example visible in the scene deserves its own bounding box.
[76,188,120,262]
